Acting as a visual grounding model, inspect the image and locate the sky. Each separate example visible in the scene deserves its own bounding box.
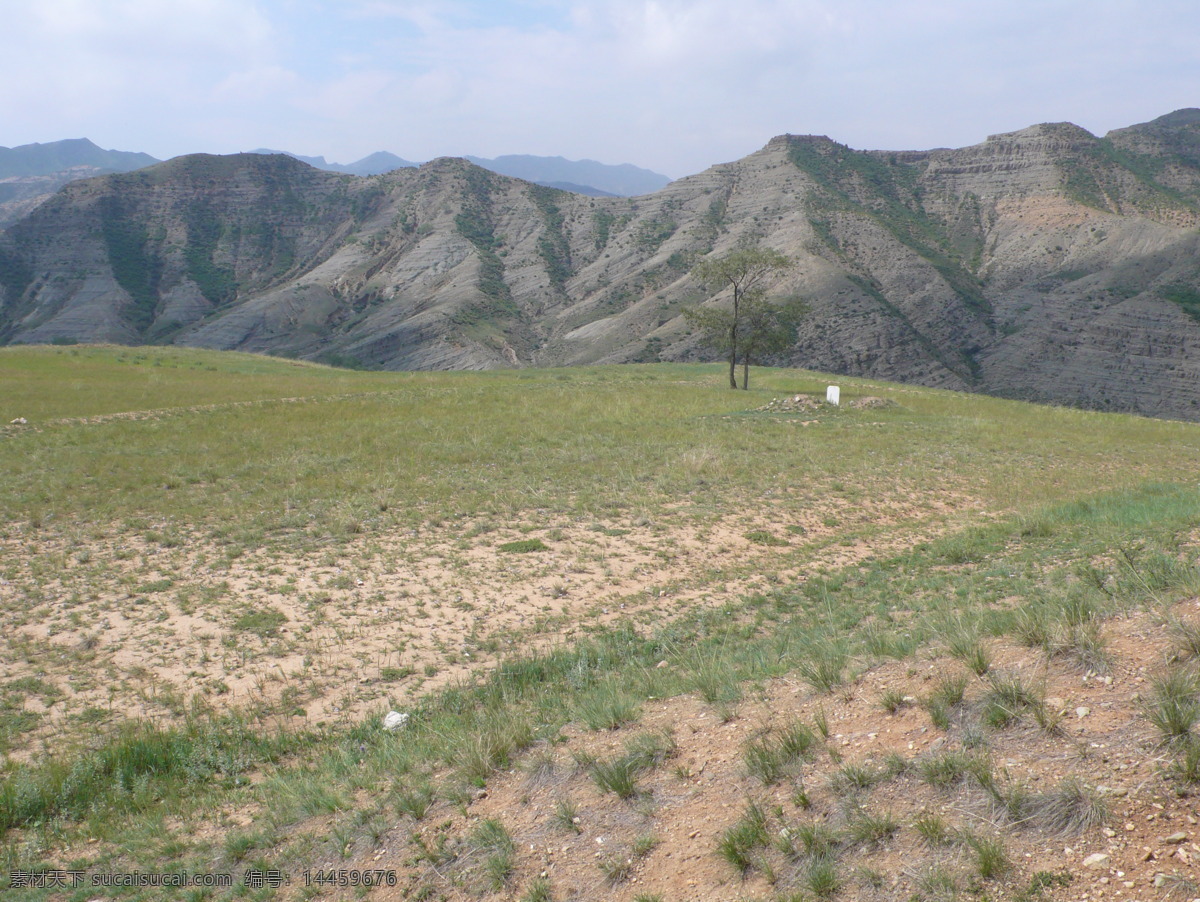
[2,0,1198,178]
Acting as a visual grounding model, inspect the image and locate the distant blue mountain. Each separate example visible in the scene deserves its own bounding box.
[0,138,158,179]
[250,148,669,196]
[536,181,619,198]
[466,154,670,196]
[249,149,417,176]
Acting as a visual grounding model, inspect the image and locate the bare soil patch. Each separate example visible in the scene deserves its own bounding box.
[310,599,1200,902]
[0,487,972,761]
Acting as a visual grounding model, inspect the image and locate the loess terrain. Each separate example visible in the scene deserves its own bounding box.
[7,111,1200,419]
[1,346,1200,901]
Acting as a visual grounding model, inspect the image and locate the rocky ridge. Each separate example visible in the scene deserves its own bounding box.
[3,111,1200,419]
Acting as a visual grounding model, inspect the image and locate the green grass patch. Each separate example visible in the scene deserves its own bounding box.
[0,717,298,832]
[745,529,788,546]
[498,538,549,553]
[232,607,287,637]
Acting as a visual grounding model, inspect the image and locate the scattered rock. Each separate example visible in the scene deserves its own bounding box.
[1082,852,1110,868]
[1076,706,1091,718]
[756,395,896,414]
[1163,832,1189,844]
[9,417,26,425]
[382,710,409,731]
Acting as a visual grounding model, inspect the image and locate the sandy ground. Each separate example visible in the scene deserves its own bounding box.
[0,484,971,761]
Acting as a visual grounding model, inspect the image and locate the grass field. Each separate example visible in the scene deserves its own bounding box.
[2,345,1200,901]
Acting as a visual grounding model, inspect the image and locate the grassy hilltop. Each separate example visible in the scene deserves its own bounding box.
[1,347,1200,900]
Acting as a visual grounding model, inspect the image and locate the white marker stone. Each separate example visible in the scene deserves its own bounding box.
[826,385,840,406]
[382,711,409,732]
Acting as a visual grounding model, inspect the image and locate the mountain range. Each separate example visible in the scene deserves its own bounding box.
[251,149,669,196]
[0,139,671,227]
[3,111,1200,419]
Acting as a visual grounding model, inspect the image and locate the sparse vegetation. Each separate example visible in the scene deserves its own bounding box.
[1017,777,1108,835]
[1143,667,1200,744]
[470,817,516,891]
[797,645,848,694]
[0,349,1199,899]
[980,671,1046,728]
[717,801,771,872]
[744,721,817,784]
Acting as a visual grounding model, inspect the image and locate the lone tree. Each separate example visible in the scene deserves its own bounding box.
[683,241,803,389]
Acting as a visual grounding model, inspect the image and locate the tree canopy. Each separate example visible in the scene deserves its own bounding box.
[684,241,802,389]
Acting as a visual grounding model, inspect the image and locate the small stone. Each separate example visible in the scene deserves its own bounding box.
[1104,828,1118,838]
[656,660,668,669]
[382,710,409,731]
[1155,873,1169,888]
[1083,852,1110,869]
[1076,706,1091,718]
[1164,832,1189,844]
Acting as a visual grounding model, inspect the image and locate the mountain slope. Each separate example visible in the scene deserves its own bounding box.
[0,138,161,228]
[4,112,1200,418]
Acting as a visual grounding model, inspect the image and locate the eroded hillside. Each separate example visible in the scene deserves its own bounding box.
[4,112,1200,418]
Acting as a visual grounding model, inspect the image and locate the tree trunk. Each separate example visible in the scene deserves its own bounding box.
[728,289,740,388]
[728,325,738,388]
[741,355,749,390]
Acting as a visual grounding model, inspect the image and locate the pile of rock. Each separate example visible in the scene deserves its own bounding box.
[756,395,894,413]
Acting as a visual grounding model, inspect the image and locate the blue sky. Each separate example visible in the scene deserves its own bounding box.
[2,0,1198,177]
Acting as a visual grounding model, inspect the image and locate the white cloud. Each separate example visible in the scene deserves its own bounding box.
[2,0,1197,176]
[213,66,302,104]
[1,0,278,153]
[27,0,273,61]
